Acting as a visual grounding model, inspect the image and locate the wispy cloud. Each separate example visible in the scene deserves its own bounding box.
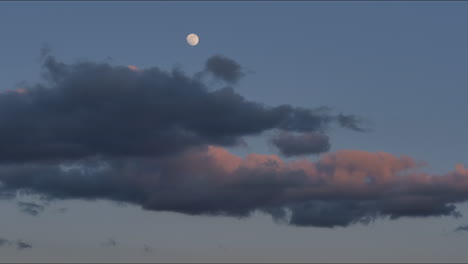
[454,225,468,232]
[17,241,32,250]
[101,238,117,248]
[17,201,45,216]
[0,237,32,250]
[143,244,153,253]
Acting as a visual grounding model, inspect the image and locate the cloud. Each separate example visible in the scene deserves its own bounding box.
[127,65,140,72]
[1,145,467,228]
[0,238,12,247]
[143,244,153,253]
[1,88,28,95]
[17,201,45,216]
[0,238,32,250]
[455,225,468,232]
[17,241,32,250]
[2,52,464,228]
[0,53,362,164]
[337,114,368,132]
[204,54,244,84]
[271,132,330,157]
[101,238,117,248]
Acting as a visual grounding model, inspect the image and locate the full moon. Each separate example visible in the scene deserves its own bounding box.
[186,33,199,46]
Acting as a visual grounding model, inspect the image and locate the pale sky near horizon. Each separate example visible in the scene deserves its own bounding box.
[1,1,468,262]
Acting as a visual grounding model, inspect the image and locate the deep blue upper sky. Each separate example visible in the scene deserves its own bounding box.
[0,1,468,262]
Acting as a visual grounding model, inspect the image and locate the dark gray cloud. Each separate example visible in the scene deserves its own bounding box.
[204,54,244,84]
[17,201,45,216]
[0,53,362,164]
[455,225,468,232]
[271,132,330,157]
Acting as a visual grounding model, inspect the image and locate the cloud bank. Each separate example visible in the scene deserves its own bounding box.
[0,53,466,228]
[1,145,467,227]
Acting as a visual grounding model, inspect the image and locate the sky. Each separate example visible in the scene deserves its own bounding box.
[0,1,468,263]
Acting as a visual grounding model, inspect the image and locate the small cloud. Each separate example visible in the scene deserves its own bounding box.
[101,238,117,248]
[0,190,15,200]
[143,244,153,253]
[17,202,45,216]
[0,238,32,251]
[16,241,32,250]
[455,225,468,232]
[217,244,227,250]
[14,88,27,94]
[270,131,330,157]
[204,54,244,84]
[127,65,140,72]
[337,113,368,132]
[1,88,28,95]
[0,238,12,247]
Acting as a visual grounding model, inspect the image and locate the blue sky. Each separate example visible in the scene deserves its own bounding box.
[0,1,468,262]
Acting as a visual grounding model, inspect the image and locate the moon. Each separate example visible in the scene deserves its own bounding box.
[186,33,199,46]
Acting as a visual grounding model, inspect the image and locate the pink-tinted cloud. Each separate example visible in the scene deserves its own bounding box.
[127,65,139,72]
[191,146,467,193]
[2,145,466,227]
[1,88,28,95]
[14,88,27,94]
